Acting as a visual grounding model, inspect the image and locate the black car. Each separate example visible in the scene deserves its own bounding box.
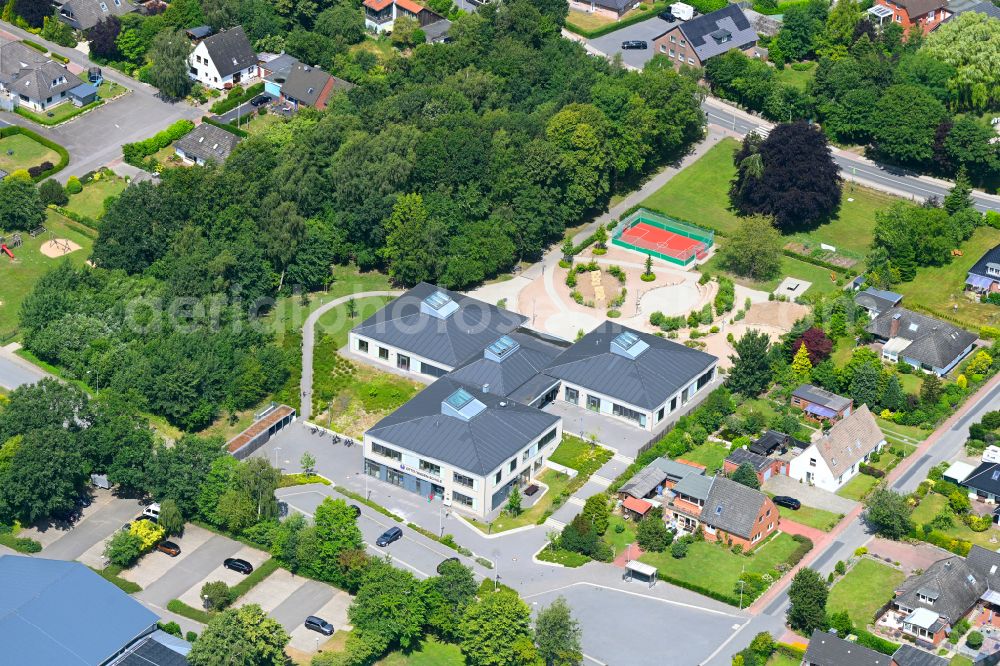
[76,495,93,508]
[350,504,361,518]
[134,514,156,524]
[376,526,403,547]
[621,40,648,50]
[304,616,335,636]
[773,496,802,510]
[224,558,254,575]
[436,557,460,574]
[250,94,270,107]
[658,10,676,20]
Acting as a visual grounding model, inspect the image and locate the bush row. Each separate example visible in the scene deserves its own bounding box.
[0,126,69,181]
[201,115,248,138]
[21,39,46,53]
[121,119,195,168]
[209,82,265,115]
[16,100,103,127]
[656,570,741,606]
[854,628,901,656]
[335,487,403,522]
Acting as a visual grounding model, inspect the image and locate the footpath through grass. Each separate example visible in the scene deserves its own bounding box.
[827,558,905,626]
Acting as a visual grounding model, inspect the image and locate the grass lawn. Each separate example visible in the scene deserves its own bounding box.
[702,251,845,298]
[876,418,929,446]
[604,514,637,552]
[912,493,1000,550]
[639,532,803,602]
[774,62,816,91]
[894,225,1000,330]
[830,335,856,367]
[0,133,59,174]
[97,81,128,100]
[315,295,393,349]
[836,473,879,501]
[265,265,393,343]
[350,38,395,64]
[0,210,94,337]
[549,434,613,473]
[377,637,465,666]
[471,468,575,533]
[17,100,102,125]
[536,544,591,567]
[767,653,802,666]
[64,175,126,220]
[230,111,284,135]
[952,656,974,666]
[567,3,652,30]
[679,440,730,474]
[776,503,842,531]
[827,558,905,625]
[869,442,915,473]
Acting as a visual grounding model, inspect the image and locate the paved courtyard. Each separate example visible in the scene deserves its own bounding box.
[763,474,857,515]
[585,16,675,70]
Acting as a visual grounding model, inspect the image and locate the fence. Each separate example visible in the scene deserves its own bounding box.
[612,208,715,267]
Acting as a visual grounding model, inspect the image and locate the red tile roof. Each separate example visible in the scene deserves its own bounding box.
[363,0,392,10]
[395,0,426,13]
[623,496,653,516]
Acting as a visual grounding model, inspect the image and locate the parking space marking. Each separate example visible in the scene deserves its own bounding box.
[121,524,215,588]
[178,544,270,608]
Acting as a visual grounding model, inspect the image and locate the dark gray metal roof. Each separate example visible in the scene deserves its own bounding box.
[201,26,256,78]
[111,632,190,666]
[620,465,668,498]
[804,629,889,666]
[352,283,527,369]
[672,472,713,500]
[725,448,771,472]
[0,555,159,665]
[891,644,948,666]
[448,330,567,402]
[866,306,977,371]
[962,462,1000,497]
[366,377,559,476]
[792,384,851,411]
[174,123,241,164]
[59,0,136,30]
[185,25,213,39]
[701,476,767,539]
[895,555,985,624]
[968,243,1000,281]
[678,4,759,62]
[543,322,716,410]
[855,287,903,313]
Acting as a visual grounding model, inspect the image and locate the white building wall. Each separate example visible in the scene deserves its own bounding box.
[788,440,886,492]
[188,42,256,90]
[348,331,453,378]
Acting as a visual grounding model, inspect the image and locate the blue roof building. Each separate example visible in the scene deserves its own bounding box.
[0,555,166,665]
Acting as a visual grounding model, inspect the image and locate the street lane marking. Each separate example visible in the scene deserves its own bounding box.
[700,620,751,666]
[522,581,741,618]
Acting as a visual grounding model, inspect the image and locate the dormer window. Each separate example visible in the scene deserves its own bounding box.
[99,2,108,10]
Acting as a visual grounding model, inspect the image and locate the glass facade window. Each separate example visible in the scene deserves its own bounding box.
[453,472,474,488]
[358,339,368,353]
[565,387,579,404]
[419,459,441,476]
[509,460,516,473]
[613,403,646,426]
[587,395,600,412]
[539,428,557,447]
[421,362,447,378]
[387,469,404,487]
[453,492,474,507]
[495,470,502,484]
[378,347,389,360]
[397,354,410,371]
[372,442,402,461]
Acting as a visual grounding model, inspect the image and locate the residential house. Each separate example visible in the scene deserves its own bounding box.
[873,0,950,35]
[188,26,257,90]
[544,321,717,431]
[855,287,904,318]
[174,123,241,166]
[363,378,562,517]
[664,474,778,549]
[0,41,82,112]
[619,465,670,500]
[649,457,706,489]
[965,244,1000,294]
[349,283,528,380]
[56,0,136,31]
[0,554,190,665]
[791,384,853,423]
[961,461,1000,503]
[803,628,889,666]
[750,429,807,457]
[567,0,642,20]
[651,4,761,71]
[280,62,353,111]
[362,0,446,33]
[723,448,785,485]
[259,52,298,98]
[891,644,949,666]
[883,546,1000,647]
[866,307,977,376]
[788,405,886,492]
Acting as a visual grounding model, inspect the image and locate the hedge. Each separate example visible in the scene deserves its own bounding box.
[753,0,812,14]
[656,570,741,606]
[209,82,265,115]
[121,119,195,168]
[776,643,806,660]
[0,532,42,553]
[201,115,248,138]
[335,487,403,522]
[51,53,69,64]
[48,205,99,233]
[22,39,46,53]
[565,2,669,39]
[854,628,900,656]
[787,534,814,566]
[780,248,851,275]
[89,565,142,594]
[859,463,886,479]
[16,100,104,126]
[167,599,213,624]
[0,126,69,181]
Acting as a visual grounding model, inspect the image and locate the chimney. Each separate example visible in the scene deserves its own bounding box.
[482,383,490,394]
[890,313,901,338]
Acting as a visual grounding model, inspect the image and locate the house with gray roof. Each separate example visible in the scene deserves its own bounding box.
[651,4,761,70]
[350,283,527,380]
[567,0,641,20]
[364,377,561,517]
[0,40,83,112]
[56,0,136,31]
[619,464,670,500]
[662,473,778,549]
[280,62,353,111]
[791,383,853,423]
[788,404,886,492]
[866,306,977,376]
[884,547,1000,647]
[855,286,904,317]
[188,26,257,90]
[174,123,241,166]
[804,629,888,666]
[0,554,187,665]
[966,243,1000,294]
[544,321,717,431]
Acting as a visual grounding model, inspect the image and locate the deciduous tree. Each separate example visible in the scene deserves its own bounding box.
[727,330,774,397]
[720,215,782,280]
[461,588,538,666]
[0,173,45,232]
[787,567,828,634]
[732,462,761,490]
[863,488,912,539]
[148,29,193,99]
[535,596,583,666]
[87,16,122,58]
[187,604,289,666]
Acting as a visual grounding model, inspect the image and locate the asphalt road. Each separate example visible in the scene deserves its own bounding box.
[41,496,141,561]
[0,351,48,391]
[269,580,333,632]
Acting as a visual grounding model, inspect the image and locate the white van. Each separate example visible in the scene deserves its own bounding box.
[142,503,161,520]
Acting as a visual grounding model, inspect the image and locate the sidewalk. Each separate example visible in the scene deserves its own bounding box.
[749,370,1000,615]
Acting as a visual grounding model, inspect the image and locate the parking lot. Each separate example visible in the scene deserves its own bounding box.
[586,15,676,69]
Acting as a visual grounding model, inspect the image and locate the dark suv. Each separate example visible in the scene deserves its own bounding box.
[772,496,802,510]
[376,526,403,547]
[224,558,254,575]
[621,40,648,50]
[658,10,676,20]
[305,616,335,635]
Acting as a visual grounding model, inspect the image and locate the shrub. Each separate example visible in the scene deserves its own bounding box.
[201,580,234,611]
[38,178,67,205]
[968,631,984,649]
[186,631,198,642]
[130,520,166,550]
[104,530,143,568]
[670,537,690,559]
[859,464,885,478]
[159,621,182,637]
[208,82,264,115]
[65,176,82,194]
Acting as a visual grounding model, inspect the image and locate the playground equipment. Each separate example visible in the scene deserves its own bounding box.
[29,225,46,238]
[0,243,12,259]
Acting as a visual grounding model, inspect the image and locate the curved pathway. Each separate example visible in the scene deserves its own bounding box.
[299,290,401,420]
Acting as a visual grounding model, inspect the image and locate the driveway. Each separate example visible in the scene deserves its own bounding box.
[0,346,49,391]
[586,16,675,70]
[39,494,143,561]
[763,474,857,515]
[137,534,245,608]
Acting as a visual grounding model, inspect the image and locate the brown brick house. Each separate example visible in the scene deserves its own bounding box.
[651,4,760,70]
[665,475,778,550]
[873,0,949,36]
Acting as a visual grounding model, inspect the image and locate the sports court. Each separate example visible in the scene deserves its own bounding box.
[613,208,714,267]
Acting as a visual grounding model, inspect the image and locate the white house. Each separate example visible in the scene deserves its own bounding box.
[0,40,82,112]
[188,26,257,90]
[788,404,886,492]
